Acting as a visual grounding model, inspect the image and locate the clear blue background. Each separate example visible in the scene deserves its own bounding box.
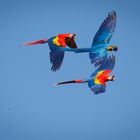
[0,0,140,140]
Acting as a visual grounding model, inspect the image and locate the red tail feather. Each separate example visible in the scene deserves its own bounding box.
[53,79,87,86]
[23,39,48,46]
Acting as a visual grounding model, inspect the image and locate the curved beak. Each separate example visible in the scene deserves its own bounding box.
[70,33,76,39]
[111,75,115,81]
[113,46,118,51]
[106,75,115,81]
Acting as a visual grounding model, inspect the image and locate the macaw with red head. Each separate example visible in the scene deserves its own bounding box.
[23,33,77,71]
[88,55,115,94]
[54,55,115,94]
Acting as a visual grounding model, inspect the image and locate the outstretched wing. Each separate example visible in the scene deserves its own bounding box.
[48,38,65,71]
[90,55,115,77]
[89,47,107,67]
[92,11,116,46]
[90,84,106,94]
[50,48,64,71]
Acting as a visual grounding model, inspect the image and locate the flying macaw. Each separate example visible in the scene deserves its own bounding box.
[23,11,117,71]
[23,33,77,71]
[53,55,115,94]
[73,11,117,67]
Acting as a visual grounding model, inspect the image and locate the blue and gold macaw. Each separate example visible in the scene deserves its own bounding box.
[54,55,115,94]
[23,11,117,71]
[73,11,117,67]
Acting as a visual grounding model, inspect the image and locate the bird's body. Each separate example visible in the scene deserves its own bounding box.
[88,69,114,94]
[65,43,112,67]
[54,55,115,94]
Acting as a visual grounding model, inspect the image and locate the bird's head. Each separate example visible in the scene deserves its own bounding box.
[107,45,118,52]
[65,33,77,48]
[56,33,77,48]
[94,70,115,85]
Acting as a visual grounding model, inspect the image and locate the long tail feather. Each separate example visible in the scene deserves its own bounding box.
[22,39,48,46]
[53,79,87,86]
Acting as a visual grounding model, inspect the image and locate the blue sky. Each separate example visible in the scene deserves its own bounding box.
[0,0,140,140]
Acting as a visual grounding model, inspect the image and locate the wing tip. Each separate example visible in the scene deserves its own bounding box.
[108,11,117,20]
[108,55,115,70]
[52,83,58,86]
[50,50,64,72]
[109,10,116,15]
[51,65,60,71]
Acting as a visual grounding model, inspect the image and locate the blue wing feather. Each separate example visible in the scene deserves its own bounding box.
[48,38,65,71]
[89,47,107,67]
[90,55,115,77]
[92,11,116,46]
[50,50,64,71]
[90,84,106,94]
[88,79,106,94]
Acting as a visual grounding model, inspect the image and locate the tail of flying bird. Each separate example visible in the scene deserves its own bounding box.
[23,39,48,46]
[53,79,88,86]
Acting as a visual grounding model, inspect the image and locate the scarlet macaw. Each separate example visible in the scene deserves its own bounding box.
[53,55,115,94]
[23,11,117,71]
[23,33,77,71]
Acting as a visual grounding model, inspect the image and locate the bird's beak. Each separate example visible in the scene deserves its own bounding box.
[70,33,76,39]
[106,75,115,81]
[110,75,115,81]
[112,75,115,81]
[113,46,118,51]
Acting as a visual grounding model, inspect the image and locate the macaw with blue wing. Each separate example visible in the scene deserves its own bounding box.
[53,55,115,94]
[23,33,77,71]
[74,11,117,67]
[23,11,117,71]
